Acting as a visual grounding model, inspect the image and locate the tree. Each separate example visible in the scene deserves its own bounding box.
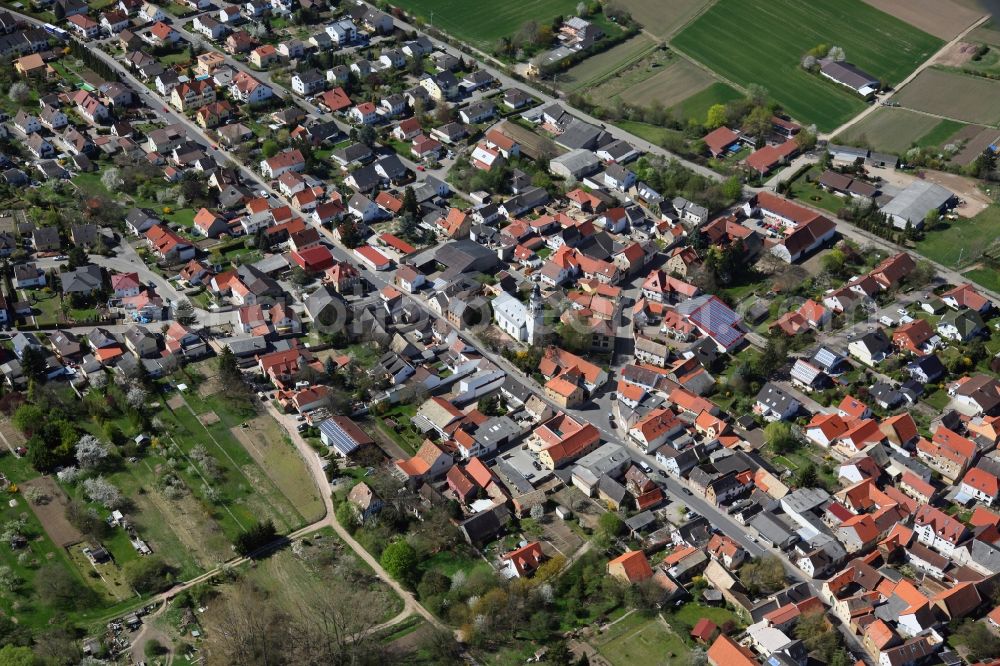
[82,477,124,509]
[740,555,786,596]
[12,404,43,434]
[795,463,819,488]
[765,421,798,454]
[20,347,47,384]
[124,556,175,594]
[174,299,196,326]
[125,385,148,410]
[7,82,29,105]
[379,539,418,586]
[261,140,280,158]
[705,103,727,130]
[594,512,624,548]
[358,124,377,147]
[0,566,21,592]
[35,563,92,610]
[101,167,123,191]
[746,83,769,107]
[75,435,111,470]
[402,186,418,215]
[218,346,241,383]
[233,520,277,557]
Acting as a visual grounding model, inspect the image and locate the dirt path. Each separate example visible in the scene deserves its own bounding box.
[823,13,990,140]
[130,604,174,666]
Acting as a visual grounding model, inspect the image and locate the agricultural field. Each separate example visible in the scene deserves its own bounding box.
[672,0,943,131]
[894,69,1000,125]
[388,0,579,50]
[616,0,714,38]
[862,0,984,40]
[556,34,658,93]
[834,107,963,153]
[2,360,324,642]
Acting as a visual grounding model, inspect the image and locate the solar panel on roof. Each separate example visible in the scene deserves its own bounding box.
[319,418,360,456]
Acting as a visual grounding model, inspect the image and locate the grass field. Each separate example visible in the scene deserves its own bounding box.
[915,205,1000,268]
[894,68,1000,125]
[592,613,689,666]
[616,0,714,38]
[557,35,658,93]
[672,0,943,131]
[835,107,947,152]
[389,0,579,49]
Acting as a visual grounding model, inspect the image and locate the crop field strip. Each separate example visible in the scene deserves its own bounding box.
[387,0,579,49]
[671,0,943,131]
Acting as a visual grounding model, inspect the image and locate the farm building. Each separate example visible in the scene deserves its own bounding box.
[819,60,880,97]
[879,181,955,229]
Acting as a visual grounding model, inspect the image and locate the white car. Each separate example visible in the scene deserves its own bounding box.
[897,308,907,316]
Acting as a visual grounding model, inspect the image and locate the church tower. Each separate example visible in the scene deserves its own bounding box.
[526,283,544,344]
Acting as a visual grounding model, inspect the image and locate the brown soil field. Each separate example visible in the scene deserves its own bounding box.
[21,477,84,548]
[953,127,1000,165]
[894,68,1000,125]
[862,0,983,39]
[619,59,713,108]
[935,41,979,67]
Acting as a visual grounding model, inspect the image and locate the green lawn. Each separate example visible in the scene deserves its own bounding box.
[671,0,943,131]
[593,613,690,666]
[389,0,579,50]
[915,206,1000,269]
[787,167,849,215]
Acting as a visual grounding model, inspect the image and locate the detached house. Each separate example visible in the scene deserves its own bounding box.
[261,148,305,179]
